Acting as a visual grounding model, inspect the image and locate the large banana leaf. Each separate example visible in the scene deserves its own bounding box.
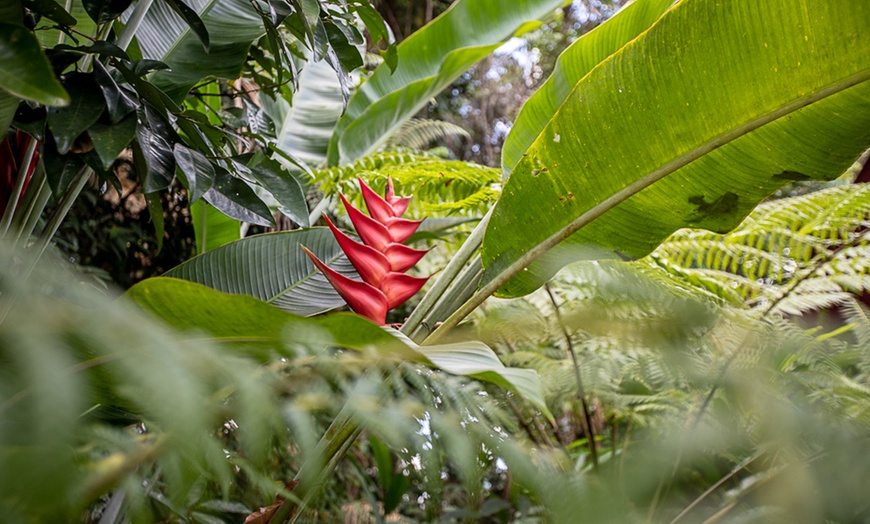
[127,277,549,415]
[500,0,674,178]
[326,0,568,166]
[163,228,357,316]
[482,0,870,298]
[134,0,265,101]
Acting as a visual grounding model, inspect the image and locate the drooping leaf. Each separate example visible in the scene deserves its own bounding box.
[91,60,138,124]
[0,22,69,106]
[135,104,178,192]
[87,114,137,169]
[23,0,78,26]
[41,134,85,195]
[82,0,133,24]
[482,0,870,298]
[173,143,214,203]
[248,156,309,227]
[55,41,131,61]
[162,0,210,52]
[202,167,275,227]
[163,228,357,316]
[46,72,104,154]
[327,0,566,165]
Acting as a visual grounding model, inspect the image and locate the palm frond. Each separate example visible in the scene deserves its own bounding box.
[384,118,471,151]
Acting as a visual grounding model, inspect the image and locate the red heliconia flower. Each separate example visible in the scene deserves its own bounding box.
[303,177,430,325]
[0,131,40,218]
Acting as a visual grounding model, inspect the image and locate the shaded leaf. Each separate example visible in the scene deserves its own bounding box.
[82,0,133,24]
[87,114,136,169]
[46,72,104,154]
[92,60,138,124]
[23,0,77,26]
[146,191,165,253]
[135,104,178,192]
[174,143,214,203]
[203,167,274,227]
[0,22,69,106]
[248,156,309,227]
[162,0,210,52]
[41,134,85,195]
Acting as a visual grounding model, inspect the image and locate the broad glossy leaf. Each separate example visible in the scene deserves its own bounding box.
[501,0,674,178]
[24,0,78,26]
[163,228,357,316]
[46,72,104,154]
[327,0,566,165]
[203,168,275,227]
[482,0,870,298]
[174,143,214,202]
[126,277,548,412]
[88,114,136,169]
[248,156,309,227]
[162,0,210,52]
[0,23,69,106]
[41,135,85,195]
[92,60,138,124]
[83,0,132,23]
[134,0,266,101]
[190,199,239,253]
[135,104,177,192]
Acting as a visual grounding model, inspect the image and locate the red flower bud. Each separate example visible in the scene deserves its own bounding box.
[305,178,431,325]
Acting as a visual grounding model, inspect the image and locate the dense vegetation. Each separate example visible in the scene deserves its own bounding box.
[2,0,870,522]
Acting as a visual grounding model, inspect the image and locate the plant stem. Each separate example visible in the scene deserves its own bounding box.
[0,138,37,235]
[13,175,51,249]
[116,0,155,51]
[411,256,483,341]
[31,167,91,261]
[544,283,598,468]
[401,208,491,338]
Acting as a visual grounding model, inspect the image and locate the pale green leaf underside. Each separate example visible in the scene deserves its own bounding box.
[136,0,265,100]
[328,0,567,165]
[483,0,870,298]
[163,228,359,316]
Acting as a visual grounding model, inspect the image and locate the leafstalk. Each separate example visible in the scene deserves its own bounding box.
[116,0,155,51]
[0,138,37,235]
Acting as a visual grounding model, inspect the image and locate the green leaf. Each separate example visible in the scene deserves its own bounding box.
[482,0,870,298]
[202,167,275,227]
[146,191,165,253]
[126,278,549,412]
[135,0,266,101]
[501,0,674,178]
[190,199,239,254]
[87,114,137,169]
[82,0,132,24]
[135,104,178,192]
[0,23,69,106]
[162,0,210,52]
[46,72,104,154]
[174,143,214,203]
[327,0,566,165]
[91,59,137,123]
[163,228,356,316]
[24,0,78,26]
[0,90,17,136]
[248,156,310,227]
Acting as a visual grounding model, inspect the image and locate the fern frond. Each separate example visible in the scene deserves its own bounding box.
[647,185,870,315]
[314,150,501,219]
[385,118,471,151]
